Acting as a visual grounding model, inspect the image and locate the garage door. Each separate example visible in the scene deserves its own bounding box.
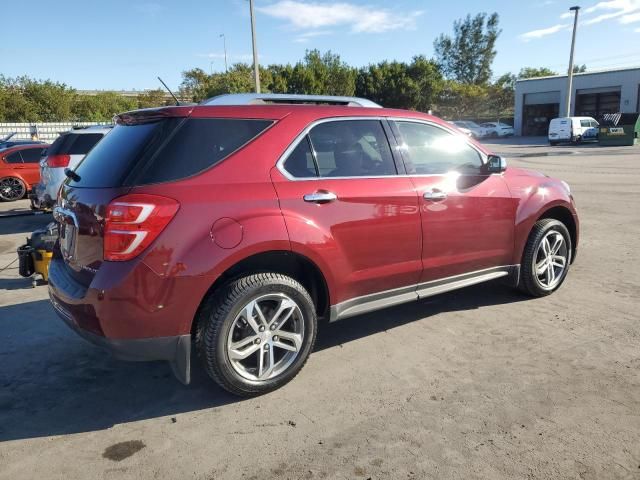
[575,87,621,119]
[523,91,560,136]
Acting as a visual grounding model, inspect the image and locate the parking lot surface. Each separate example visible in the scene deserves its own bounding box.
[0,139,639,479]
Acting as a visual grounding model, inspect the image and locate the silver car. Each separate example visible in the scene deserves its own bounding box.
[33,125,112,209]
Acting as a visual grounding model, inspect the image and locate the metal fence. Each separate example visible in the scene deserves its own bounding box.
[0,122,112,142]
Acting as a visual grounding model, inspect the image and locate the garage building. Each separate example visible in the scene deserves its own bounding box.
[514,66,640,136]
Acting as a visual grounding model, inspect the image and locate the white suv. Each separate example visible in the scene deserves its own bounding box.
[32,125,111,209]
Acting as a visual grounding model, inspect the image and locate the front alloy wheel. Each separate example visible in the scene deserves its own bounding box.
[519,219,572,297]
[196,273,317,396]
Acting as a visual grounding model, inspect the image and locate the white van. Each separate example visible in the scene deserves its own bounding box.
[548,117,599,145]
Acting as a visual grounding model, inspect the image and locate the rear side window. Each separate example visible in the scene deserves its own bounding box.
[138,118,272,184]
[47,133,103,156]
[68,133,103,154]
[4,151,23,164]
[283,138,317,178]
[70,118,272,188]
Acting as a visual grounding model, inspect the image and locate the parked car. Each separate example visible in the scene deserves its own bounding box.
[481,122,515,137]
[32,125,112,209]
[0,132,47,150]
[548,117,599,145]
[447,121,474,137]
[49,93,579,396]
[451,120,490,138]
[0,144,49,201]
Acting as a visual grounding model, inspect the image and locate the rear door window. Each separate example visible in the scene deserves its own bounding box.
[307,120,396,177]
[20,148,44,163]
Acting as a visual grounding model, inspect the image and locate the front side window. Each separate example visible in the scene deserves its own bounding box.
[308,120,396,178]
[395,121,484,175]
[580,120,591,128]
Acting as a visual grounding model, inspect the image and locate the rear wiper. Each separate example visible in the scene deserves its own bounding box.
[64,168,81,182]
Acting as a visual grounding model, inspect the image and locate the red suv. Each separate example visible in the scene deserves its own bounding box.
[49,94,578,396]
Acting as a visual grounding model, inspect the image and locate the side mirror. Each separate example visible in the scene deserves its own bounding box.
[485,155,507,174]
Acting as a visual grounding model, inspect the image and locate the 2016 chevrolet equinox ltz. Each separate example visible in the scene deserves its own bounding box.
[49,94,579,396]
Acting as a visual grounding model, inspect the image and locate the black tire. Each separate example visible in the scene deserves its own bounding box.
[519,219,572,297]
[0,177,26,201]
[196,273,317,396]
[549,140,558,146]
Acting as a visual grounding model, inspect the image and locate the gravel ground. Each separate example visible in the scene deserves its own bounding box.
[0,139,639,480]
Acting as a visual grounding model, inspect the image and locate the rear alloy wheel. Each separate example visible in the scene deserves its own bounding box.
[196,273,317,396]
[0,177,26,201]
[519,219,572,297]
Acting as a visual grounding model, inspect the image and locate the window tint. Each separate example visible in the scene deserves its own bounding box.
[307,120,395,178]
[68,133,104,155]
[395,121,483,175]
[4,152,23,164]
[138,118,272,184]
[71,118,272,188]
[20,148,44,163]
[283,137,317,178]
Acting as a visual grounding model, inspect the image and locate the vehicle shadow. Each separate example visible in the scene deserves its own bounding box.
[0,282,528,442]
[0,212,52,236]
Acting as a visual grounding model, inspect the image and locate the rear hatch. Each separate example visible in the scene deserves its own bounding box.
[549,119,571,140]
[54,108,274,287]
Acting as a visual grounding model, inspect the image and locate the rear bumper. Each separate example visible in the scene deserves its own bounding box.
[48,257,193,384]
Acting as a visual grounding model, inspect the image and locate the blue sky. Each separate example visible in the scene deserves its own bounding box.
[2,0,639,90]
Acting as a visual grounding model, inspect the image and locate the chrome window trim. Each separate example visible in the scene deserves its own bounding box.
[276,116,491,182]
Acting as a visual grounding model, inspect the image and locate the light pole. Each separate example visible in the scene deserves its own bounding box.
[564,6,580,117]
[219,33,228,73]
[249,0,261,93]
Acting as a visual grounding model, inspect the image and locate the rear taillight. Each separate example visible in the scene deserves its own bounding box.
[47,154,71,168]
[104,194,179,261]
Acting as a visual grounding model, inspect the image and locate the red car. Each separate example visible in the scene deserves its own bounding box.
[49,94,579,396]
[0,143,49,201]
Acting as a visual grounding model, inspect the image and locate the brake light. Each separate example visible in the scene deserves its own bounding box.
[47,154,71,168]
[104,194,179,261]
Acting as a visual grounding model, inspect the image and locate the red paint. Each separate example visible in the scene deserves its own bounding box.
[49,104,578,345]
[0,144,48,189]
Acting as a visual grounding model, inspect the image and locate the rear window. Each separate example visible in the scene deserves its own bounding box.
[69,118,272,188]
[47,132,104,156]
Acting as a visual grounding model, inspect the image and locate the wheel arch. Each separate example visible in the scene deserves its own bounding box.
[536,205,578,263]
[191,250,330,336]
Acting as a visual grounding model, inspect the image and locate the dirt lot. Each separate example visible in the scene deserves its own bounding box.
[0,138,639,480]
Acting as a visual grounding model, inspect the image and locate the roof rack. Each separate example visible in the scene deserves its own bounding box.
[201,93,381,108]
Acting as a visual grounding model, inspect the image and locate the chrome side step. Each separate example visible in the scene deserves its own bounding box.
[329,265,519,322]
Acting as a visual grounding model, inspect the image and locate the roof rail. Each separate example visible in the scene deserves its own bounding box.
[201,93,382,108]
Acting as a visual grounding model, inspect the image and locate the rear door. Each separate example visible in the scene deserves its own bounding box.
[271,118,422,307]
[390,119,516,285]
[18,147,45,185]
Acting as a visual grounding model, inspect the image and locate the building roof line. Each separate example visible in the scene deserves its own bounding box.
[515,65,640,83]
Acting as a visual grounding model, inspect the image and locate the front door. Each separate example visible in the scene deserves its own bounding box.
[391,120,517,284]
[17,147,45,185]
[271,118,422,308]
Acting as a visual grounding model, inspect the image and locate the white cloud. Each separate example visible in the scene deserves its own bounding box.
[520,23,570,40]
[293,30,333,43]
[257,1,423,35]
[620,11,640,22]
[582,0,640,24]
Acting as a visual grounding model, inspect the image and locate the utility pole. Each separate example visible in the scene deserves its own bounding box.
[249,0,261,93]
[565,6,580,117]
[219,34,228,73]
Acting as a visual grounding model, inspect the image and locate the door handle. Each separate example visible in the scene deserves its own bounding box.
[423,189,447,201]
[303,191,337,204]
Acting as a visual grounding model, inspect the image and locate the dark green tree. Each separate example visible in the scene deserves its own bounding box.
[434,13,501,85]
